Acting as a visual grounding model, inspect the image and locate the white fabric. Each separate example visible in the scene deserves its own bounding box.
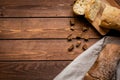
[54,36,120,80]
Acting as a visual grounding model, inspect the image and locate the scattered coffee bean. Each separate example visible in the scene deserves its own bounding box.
[70,26,75,31]
[76,41,81,48]
[82,44,88,50]
[68,44,74,52]
[67,34,72,41]
[70,19,75,26]
[67,37,72,41]
[76,33,82,39]
[82,27,88,32]
[84,36,89,42]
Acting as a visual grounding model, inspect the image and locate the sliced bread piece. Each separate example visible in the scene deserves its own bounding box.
[85,0,101,22]
[84,44,120,80]
[73,0,93,15]
[85,0,109,35]
[73,0,110,35]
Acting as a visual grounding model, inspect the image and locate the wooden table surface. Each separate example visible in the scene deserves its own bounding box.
[0,0,119,80]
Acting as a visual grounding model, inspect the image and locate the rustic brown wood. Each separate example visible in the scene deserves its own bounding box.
[0,61,71,80]
[0,0,74,17]
[0,0,110,79]
[0,0,119,17]
[0,18,101,39]
[0,39,98,60]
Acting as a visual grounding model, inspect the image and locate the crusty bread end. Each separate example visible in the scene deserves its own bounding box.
[85,0,101,22]
[73,0,92,15]
[84,44,120,80]
[100,5,120,30]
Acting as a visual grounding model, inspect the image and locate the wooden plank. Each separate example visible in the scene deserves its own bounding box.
[0,18,101,39]
[0,0,119,17]
[0,0,74,17]
[0,61,71,80]
[0,39,98,60]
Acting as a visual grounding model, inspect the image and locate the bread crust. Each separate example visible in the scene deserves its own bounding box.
[84,44,120,80]
[100,5,120,30]
[85,0,101,22]
[73,0,120,35]
[87,1,109,35]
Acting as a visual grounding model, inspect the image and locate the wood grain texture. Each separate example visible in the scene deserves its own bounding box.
[0,61,71,80]
[115,0,120,6]
[0,0,74,17]
[0,0,119,17]
[0,39,98,60]
[0,0,106,79]
[0,18,101,39]
[107,0,120,8]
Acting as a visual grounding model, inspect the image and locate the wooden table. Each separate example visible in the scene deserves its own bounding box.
[0,0,119,80]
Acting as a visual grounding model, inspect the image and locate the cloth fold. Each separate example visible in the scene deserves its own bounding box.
[54,36,120,80]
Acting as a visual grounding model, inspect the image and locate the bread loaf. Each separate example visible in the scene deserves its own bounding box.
[100,5,120,30]
[73,0,120,35]
[73,0,110,35]
[85,0,109,35]
[84,44,120,80]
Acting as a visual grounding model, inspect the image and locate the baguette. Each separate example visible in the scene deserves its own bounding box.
[85,0,109,35]
[100,5,120,30]
[73,0,120,35]
[73,0,109,35]
[84,0,110,22]
[84,44,120,80]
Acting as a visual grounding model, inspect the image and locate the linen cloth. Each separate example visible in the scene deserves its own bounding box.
[54,36,120,80]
